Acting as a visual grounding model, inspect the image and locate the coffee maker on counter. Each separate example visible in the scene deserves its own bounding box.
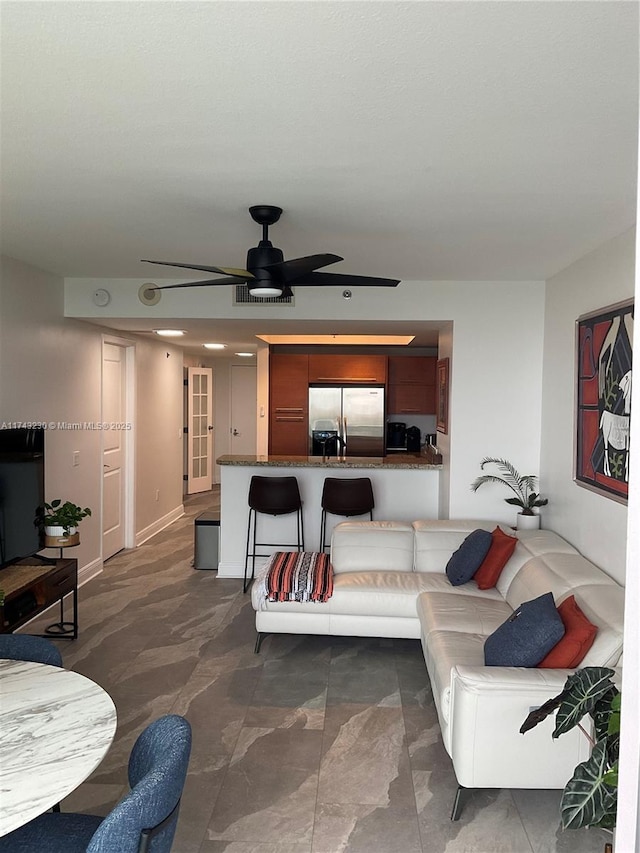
[386,422,407,451]
[406,426,421,452]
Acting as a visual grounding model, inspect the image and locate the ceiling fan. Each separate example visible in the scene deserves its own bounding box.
[141,205,400,298]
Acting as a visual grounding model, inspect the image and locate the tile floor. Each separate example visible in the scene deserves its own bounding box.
[22,490,610,853]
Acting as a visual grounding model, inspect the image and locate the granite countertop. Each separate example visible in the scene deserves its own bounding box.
[216,454,442,470]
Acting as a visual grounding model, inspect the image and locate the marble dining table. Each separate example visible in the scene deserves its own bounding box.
[0,658,117,837]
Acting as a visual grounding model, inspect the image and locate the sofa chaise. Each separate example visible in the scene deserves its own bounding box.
[251,519,625,813]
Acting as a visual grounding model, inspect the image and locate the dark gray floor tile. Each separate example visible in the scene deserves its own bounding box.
[313,799,422,853]
[199,842,311,852]
[206,727,322,844]
[319,703,412,805]
[327,640,399,705]
[511,788,611,853]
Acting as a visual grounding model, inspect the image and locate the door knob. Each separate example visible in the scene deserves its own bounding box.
[208,425,214,431]
[232,428,239,436]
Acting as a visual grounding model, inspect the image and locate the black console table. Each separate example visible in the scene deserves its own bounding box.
[0,558,78,639]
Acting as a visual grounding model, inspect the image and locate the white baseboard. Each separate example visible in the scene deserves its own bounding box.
[78,556,103,587]
[136,505,185,547]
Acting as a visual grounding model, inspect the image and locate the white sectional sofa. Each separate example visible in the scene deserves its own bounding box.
[251,519,625,806]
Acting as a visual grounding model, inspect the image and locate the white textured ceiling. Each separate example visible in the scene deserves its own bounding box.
[1,0,637,290]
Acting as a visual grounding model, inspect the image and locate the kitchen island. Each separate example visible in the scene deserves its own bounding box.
[216,453,442,578]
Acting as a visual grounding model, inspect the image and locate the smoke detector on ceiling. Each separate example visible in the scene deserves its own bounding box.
[92,288,111,307]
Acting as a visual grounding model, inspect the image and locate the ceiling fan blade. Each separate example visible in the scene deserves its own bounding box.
[263,253,343,282]
[141,259,254,279]
[154,277,244,290]
[291,271,401,288]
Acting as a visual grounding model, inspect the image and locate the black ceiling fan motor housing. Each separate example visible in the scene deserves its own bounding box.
[246,242,284,272]
[247,205,285,284]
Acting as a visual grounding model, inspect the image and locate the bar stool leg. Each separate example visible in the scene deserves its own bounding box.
[298,507,305,551]
[320,509,327,552]
[243,507,255,594]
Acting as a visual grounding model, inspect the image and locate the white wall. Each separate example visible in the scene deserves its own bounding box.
[436,323,453,519]
[66,277,547,521]
[0,255,184,574]
[1,256,103,573]
[134,337,184,536]
[540,228,635,584]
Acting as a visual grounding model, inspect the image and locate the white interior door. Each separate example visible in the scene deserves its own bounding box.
[187,366,213,494]
[102,343,126,560]
[230,364,257,454]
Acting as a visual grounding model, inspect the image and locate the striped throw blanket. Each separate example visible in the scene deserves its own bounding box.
[264,551,333,603]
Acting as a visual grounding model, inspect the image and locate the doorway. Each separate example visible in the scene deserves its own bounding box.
[230,364,257,454]
[101,338,135,561]
[187,366,214,494]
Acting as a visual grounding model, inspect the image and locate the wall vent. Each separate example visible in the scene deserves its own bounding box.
[233,285,294,306]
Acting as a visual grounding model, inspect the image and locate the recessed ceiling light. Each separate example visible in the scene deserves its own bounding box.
[203,343,226,350]
[235,352,254,357]
[154,329,186,337]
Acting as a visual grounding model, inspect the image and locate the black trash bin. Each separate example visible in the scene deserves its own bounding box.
[194,511,220,570]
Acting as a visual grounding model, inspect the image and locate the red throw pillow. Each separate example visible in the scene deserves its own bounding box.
[537,595,598,668]
[473,527,517,589]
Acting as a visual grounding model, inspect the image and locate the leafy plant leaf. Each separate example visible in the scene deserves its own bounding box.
[560,740,617,829]
[554,668,617,738]
[592,689,619,743]
[520,689,569,734]
[471,457,546,509]
[607,693,621,736]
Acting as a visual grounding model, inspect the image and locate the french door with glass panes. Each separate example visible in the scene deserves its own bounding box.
[187,367,213,494]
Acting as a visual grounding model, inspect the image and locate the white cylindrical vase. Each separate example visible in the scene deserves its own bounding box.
[44,525,79,547]
[516,513,540,531]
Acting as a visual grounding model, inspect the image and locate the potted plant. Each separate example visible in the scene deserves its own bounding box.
[470,457,548,529]
[34,499,92,547]
[520,667,619,847]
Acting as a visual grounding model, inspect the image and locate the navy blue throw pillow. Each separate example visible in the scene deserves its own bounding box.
[484,592,565,667]
[445,529,493,586]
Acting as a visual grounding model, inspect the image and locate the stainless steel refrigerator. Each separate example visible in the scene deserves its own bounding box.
[308,386,385,458]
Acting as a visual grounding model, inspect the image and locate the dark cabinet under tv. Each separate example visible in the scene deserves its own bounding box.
[0,557,78,637]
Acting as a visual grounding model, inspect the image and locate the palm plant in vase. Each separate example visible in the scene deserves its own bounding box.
[470,457,548,529]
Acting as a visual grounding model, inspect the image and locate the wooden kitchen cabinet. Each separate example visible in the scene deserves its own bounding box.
[387,356,437,414]
[388,383,436,415]
[307,354,387,384]
[269,354,309,455]
[388,356,436,386]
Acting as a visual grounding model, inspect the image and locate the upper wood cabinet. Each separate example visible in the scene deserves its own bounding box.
[269,354,309,455]
[388,356,436,386]
[307,354,387,384]
[387,356,437,415]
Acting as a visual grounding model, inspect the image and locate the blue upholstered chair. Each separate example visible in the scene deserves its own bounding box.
[0,714,192,853]
[0,634,63,667]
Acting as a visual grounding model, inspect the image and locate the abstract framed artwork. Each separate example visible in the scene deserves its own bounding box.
[436,358,449,434]
[575,298,633,503]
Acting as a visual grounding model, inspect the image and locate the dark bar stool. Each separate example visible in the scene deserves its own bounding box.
[319,477,374,552]
[244,475,304,593]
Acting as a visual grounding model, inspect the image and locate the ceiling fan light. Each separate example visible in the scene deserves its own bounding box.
[248,284,283,298]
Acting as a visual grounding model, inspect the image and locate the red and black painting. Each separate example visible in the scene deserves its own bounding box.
[576,299,633,503]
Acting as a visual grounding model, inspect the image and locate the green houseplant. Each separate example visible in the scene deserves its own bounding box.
[34,499,92,537]
[470,457,548,527]
[520,667,620,833]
